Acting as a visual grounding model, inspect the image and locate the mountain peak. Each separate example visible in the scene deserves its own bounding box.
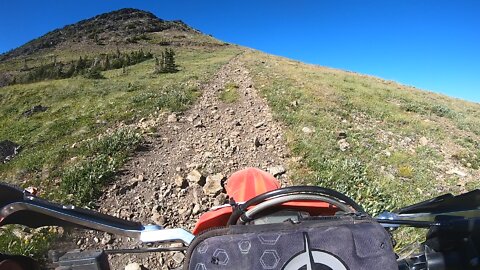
[1,8,194,60]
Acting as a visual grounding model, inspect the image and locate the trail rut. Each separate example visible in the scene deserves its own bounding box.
[75,55,291,269]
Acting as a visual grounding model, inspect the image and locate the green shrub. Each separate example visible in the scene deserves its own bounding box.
[83,68,105,79]
[0,226,55,259]
[397,165,414,178]
[157,84,199,111]
[430,104,455,118]
[85,129,142,157]
[61,154,117,205]
[131,92,157,104]
[452,150,480,170]
[402,102,427,114]
[61,129,141,205]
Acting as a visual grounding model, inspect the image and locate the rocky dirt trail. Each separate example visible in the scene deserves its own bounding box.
[74,55,291,269]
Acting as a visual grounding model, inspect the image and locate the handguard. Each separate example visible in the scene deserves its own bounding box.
[0,183,194,245]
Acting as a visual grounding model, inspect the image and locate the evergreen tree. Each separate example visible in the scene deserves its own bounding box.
[65,61,75,77]
[104,54,111,70]
[164,48,177,73]
[154,52,165,74]
[76,56,87,73]
[155,48,177,73]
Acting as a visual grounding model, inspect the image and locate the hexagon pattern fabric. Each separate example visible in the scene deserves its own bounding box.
[185,216,397,270]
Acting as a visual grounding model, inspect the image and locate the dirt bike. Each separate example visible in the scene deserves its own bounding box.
[1,167,479,269]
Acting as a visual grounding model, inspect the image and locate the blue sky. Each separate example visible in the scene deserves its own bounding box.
[1,1,479,103]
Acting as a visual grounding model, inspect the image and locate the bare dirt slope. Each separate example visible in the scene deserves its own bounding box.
[75,55,290,269]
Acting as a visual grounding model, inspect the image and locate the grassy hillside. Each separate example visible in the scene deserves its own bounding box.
[0,46,242,257]
[0,46,241,196]
[0,9,242,256]
[1,8,479,260]
[242,50,479,247]
[243,50,480,214]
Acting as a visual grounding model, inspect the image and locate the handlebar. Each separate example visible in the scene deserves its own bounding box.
[2,183,479,270]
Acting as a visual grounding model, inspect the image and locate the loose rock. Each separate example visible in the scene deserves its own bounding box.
[172,252,185,264]
[187,169,206,186]
[446,168,468,177]
[167,113,178,123]
[174,175,188,189]
[268,165,286,177]
[193,120,204,128]
[151,206,164,225]
[101,233,114,245]
[254,121,265,128]
[338,139,350,151]
[203,173,225,195]
[419,136,429,146]
[125,262,143,270]
[192,204,201,215]
[302,127,314,134]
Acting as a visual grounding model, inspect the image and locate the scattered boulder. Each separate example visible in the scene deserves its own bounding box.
[268,165,286,177]
[117,176,141,195]
[187,169,206,186]
[203,173,225,195]
[254,121,264,128]
[174,175,188,189]
[172,252,185,264]
[101,233,114,245]
[151,206,165,225]
[167,113,178,123]
[401,137,413,146]
[186,114,199,122]
[419,136,429,146]
[186,163,202,170]
[193,120,204,128]
[446,168,468,177]
[125,262,143,270]
[192,204,201,215]
[0,140,21,163]
[22,105,48,117]
[302,127,314,134]
[338,139,350,151]
[76,238,84,246]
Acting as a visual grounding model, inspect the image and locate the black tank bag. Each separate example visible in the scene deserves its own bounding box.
[184,215,397,270]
